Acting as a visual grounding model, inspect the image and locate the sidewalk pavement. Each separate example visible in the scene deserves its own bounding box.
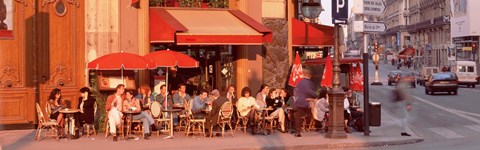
[0,110,423,150]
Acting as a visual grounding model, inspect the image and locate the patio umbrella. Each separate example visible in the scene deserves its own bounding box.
[288,52,304,87]
[143,49,199,107]
[321,54,333,88]
[350,63,364,91]
[87,51,155,85]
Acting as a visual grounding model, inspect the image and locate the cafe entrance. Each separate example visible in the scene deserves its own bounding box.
[151,45,235,95]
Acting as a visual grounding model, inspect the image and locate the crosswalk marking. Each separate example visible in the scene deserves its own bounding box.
[429,127,464,139]
[465,125,480,133]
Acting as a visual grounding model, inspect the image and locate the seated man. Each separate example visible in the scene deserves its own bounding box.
[343,87,364,132]
[172,84,191,126]
[191,90,210,119]
[106,84,125,141]
[205,89,228,136]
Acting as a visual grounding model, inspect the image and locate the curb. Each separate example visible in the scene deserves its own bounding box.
[227,137,424,150]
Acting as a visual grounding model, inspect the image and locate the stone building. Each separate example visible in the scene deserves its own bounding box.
[380,0,410,53]
[405,0,451,68]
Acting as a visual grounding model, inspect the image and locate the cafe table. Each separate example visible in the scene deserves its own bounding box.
[123,110,141,140]
[161,109,181,139]
[256,107,273,135]
[59,108,79,140]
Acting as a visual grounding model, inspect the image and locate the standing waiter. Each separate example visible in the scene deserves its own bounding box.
[293,68,317,137]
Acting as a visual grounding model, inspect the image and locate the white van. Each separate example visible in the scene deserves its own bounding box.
[451,61,477,88]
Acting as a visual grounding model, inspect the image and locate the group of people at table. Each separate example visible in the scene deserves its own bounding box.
[46,68,364,141]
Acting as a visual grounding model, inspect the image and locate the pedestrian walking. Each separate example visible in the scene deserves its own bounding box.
[393,78,413,136]
[293,68,317,137]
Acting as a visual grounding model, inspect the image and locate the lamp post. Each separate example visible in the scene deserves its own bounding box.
[326,0,348,139]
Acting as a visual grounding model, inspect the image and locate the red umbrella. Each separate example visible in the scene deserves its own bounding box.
[288,52,304,87]
[87,52,155,85]
[144,49,199,104]
[321,54,333,88]
[350,63,364,91]
[144,49,199,68]
[87,52,155,70]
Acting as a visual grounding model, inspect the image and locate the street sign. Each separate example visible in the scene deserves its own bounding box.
[332,0,349,22]
[353,0,386,16]
[353,21,386,33]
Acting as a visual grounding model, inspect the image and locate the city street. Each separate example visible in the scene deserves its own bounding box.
[351,61,480,150]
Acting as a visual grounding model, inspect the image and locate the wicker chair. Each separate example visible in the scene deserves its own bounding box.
[150,101,171,136]
[35,103,59,141]
[83,102,97,138]
[185,100,206,137]
[104,111,125,140]
[211,102,234,138]
[234,101,249,133]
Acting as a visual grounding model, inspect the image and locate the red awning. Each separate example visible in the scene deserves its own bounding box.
[399,47,415,56]
[303,57,363,66]
[150,8,272,45]
[292,18,334,47]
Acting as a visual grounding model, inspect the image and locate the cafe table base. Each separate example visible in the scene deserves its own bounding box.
[59,109,80,140]
[162,109,181,139]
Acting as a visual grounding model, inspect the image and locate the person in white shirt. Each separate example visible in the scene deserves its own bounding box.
[236,87,260,134]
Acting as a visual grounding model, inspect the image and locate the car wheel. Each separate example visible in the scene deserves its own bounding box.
[425,89,429,95]
[453,90,458,95]
[472,84,476,88]
[388,81,391,86]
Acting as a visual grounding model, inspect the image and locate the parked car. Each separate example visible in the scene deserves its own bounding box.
[417,67,439,86]
[425,72,459,95]
[396,71,416,88]
[388,71,402,86]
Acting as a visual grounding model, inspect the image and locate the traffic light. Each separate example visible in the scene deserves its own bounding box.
[373,42,379,52]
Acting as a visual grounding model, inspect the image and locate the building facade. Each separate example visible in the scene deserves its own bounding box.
[405,0,451,68]
[381,0,410,53]
[451,0,480,66]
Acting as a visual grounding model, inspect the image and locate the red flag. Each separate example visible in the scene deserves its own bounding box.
[349,64,355,90]
[288,52,304,87]
[321,54,333,88]
[351,63,364,91]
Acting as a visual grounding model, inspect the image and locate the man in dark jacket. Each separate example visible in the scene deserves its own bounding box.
[293,68,317,137]
[205,89,228,136]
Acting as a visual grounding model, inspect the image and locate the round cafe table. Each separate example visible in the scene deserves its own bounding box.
[162,109,181,139]
[59,109,79,140]
[123,110,141,140]
[256,107,273,135]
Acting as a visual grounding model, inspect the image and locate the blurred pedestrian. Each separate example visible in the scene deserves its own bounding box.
[293,68,317,137]
[393,79,414,136]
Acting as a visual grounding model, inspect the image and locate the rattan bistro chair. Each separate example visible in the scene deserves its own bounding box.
[150,101,171,136]
[211,102,234,138]
[35,103,59,141]
[234,101,249,133]
[185,100,206,137]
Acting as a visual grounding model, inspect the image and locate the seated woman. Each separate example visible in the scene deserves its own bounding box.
[343,87,364,133]
[123,90,156,139]
[236,87,260,134]
[265,88,286,133]
[135,84,155,112]
[314,89,329,131]
[47,88,65,136]
[78,87,96,128]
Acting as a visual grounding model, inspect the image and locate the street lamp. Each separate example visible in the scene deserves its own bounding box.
[300,0,324,23]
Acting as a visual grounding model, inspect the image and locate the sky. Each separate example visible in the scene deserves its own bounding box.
[318,0,354,26]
